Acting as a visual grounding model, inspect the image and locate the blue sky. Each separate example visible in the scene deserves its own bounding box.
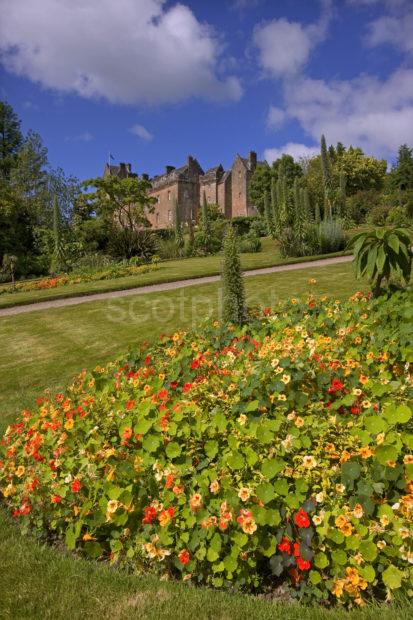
[1,0,412,180]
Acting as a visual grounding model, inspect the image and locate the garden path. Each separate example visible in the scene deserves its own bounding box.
[0,254,353,317]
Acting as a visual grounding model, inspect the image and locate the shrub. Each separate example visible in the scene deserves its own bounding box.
[367,204,392,226]
[349,227,412,297]
[239,234,262,254]
[156,238,181,261]
[231,216,261,237]
[386,206,411,228]
[1,291,412,608]
[317,220,346,254]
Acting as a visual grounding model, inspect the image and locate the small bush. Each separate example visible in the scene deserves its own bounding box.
[239,234,262,253]
[231,216,260,236]
[386,206,411,228]
[367,204,392,226]
[317,220,346,254]
[156,238,181,261]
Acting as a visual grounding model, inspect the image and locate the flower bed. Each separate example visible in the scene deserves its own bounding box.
[0,262,159,295]
[1,290,412,608]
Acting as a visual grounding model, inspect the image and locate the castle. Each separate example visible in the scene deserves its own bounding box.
[103,151,265,229]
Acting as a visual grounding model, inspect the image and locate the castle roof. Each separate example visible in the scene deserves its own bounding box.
[150,157,204,190]
[200,164,224,183]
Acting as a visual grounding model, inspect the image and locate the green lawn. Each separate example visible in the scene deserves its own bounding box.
[2,262,411,619]
[0,237,350,309]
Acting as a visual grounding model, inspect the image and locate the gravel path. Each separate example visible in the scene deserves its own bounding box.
[0,255,353,317]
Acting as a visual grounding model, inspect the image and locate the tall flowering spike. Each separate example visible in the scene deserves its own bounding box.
[221,224,247,326]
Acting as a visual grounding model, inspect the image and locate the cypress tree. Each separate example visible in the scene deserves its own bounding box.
[301,187,312,222]
[320,134,333,219]
[271,176,280,236]
[263,190,273,236]
[174,199,184,255]
[276,175,284,229]
[50,196,67,273]
[186,213,195,257]
[315,201,321,224]
[338,171,347,219]
[293,178,304,241]
[221,225,246,325]
[201,191,212,254]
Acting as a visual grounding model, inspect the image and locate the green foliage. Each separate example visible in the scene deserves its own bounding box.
[321,134,334,219]
[349,227,412,296]
[1,291,412,607]
[200,192,213,254]
[221,225,246,325]
[390,144,413,192]
[263,190,273,237]
[317,220,346,254]
[0,101,23,179]
[50,197,67,273]
[173,200,184,256]
[1,254,18,287]
[249,163,271,215]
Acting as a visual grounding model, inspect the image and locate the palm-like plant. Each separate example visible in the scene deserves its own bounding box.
[348,227,412,297]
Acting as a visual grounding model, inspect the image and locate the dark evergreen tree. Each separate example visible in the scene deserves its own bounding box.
[320,134,333,219]
[50,196,67,273]
[271,175,280,235]
[174,199,184,255]
[221,225,246,325]
[391,144,413,193]
[0,101,23,179]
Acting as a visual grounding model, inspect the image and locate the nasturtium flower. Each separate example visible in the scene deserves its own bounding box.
[294,509,310,528]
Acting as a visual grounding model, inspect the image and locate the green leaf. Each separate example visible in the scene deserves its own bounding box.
[246,400,259,412]
[309,570,321,585]
[142,434,161,453]
[232,531,248,548]
[207,547,219,562]
[364,416,388,434]
[331,549,347,566]
[210,533,222,553]
[382,565,403,589]
[223,555,238,573]
[65,526,77,551]
[359,540,377,562]
[273,479,289,496]
[205,440,218,459]
[165,441,181,459]
[256,482,275,504]
[314,552,329,569]
[134,419,152,435]
[84,541,102,558]
[261,458,284,479]
[375,444,399,465]
[227,451,245,470]
[341,461,361,483]
[359,565,375,583]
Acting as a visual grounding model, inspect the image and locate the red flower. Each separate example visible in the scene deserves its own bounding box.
[51,495,62,504]
[122,427,133,442]
[126,400,135,411]
[294,508,310,528]
[297,556,310,571]
[21,503,31,515]
[351,405,361,415]
[142,506,157,524]
[178,549,190,565]
[183,383,192,393]
[165,474,174,489]
[328,378,344,394]
[191,359,199,370]
[293,542,300,557]
[71,479,81,493]
[143,355,151,366]
[277,537,291,554]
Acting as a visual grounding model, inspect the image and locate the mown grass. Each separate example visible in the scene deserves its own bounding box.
[2,262,411,619]
[0,237,350,309]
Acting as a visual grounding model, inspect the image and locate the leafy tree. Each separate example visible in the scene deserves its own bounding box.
[293,177,304,241]
[1,254,18,287]
[0,101,23,179]
[348,227,412,297]
[50,196,67,273]
[47,167,80,226]
[390,144,413,193]
[301,187,312,222]
[337,147,386,194]
[80,175,155,258]
[272,154,302,185]
[221,225,246,325]
[337,171,347,219]
[263,190,273,236]
[249,162,271,214]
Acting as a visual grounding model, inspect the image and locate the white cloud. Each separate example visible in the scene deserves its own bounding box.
[281,69,413,156]
[0,0,242,105]
[130,124,154,141]
[267,106,288,129]
[264,143,319,164]
[65,132,94,142]
[366,12,413,54]
[253,1,332,77]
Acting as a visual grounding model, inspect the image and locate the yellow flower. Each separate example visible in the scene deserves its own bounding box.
[106,500,120,515]
[64,418,74,430]
[377,540,386,550]
[335,514,348,528]
[238,487,252,502]
[237,414,247,426]
[281,374,291,384]
[313,514,323,526]
[189,493,203,511]
[366,352,375,360]
[295,416,304,428]
[352,388,362,396]
[302,455,317,469]
[353,504,364,519]
[278,394,287,401]
[332,579,345,597]
[83,532,96,541]
[308,278,317,285]
[335,484,346,493]
[376,433,385,445]
[209,480,220,494]
[361,400,371,409]
[359,374,369,385]
[359,446,374,459]
[15,465,25,478]
[380,515,390,527]
[403,455,413,464]
[241,517,257,535]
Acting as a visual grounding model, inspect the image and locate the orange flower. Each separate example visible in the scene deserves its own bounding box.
[189,493,202,511]
[359,446,374,459]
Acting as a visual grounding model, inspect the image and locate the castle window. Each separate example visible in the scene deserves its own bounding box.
[156,213,159,225]
[184,189,189,198]
[168,191,171,201]
[168,210,172,222]
[157,196,160,204]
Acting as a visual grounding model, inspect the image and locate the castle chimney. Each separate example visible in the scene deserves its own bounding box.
[119,162,127,175]
[249,151,257,170]
[187,155,194,167]
[142,173,149,181]
[126,163,132,174]
[165,165,175,174]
